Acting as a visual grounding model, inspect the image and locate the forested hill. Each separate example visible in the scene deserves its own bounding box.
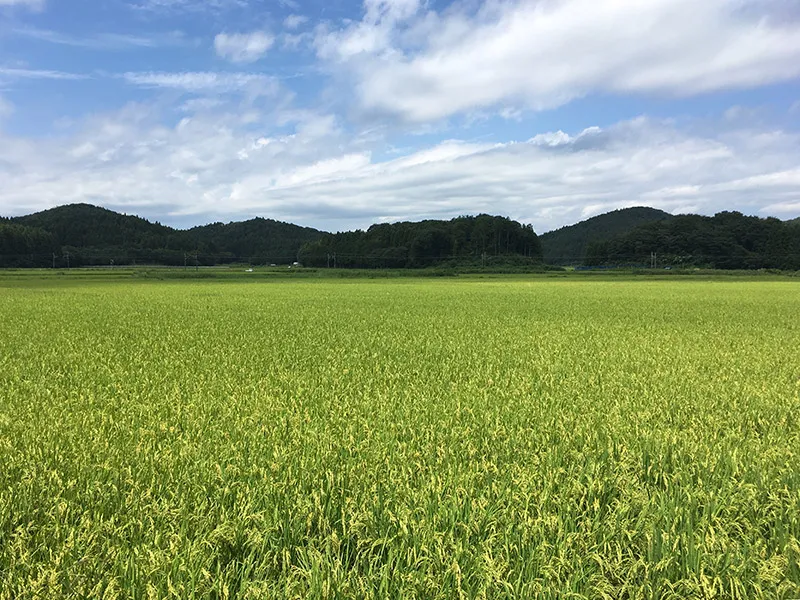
[13,204,175,249]
[586,211,800,270]
[540,207,673,265]
[298,215,541,268]
[4,204,799,270]
[3,204,324,267]
[183,219,324,263]
[2,206,540,269]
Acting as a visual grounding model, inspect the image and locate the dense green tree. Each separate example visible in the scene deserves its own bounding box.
[298,215,541,268]
[0,223,57,267]
[5,204,797,270]
[540,207,673,265]
[585,212,800,270]
[5,204,324,267]
[184,218,322,265]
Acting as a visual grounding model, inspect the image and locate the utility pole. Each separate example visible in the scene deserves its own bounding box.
[64,251,70,269]
[333,253,337,269]
[52,253,56,269]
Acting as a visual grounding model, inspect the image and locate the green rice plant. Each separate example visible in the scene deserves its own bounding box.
[0,277,798,598]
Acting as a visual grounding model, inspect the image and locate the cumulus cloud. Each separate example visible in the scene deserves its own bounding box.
[315,0,800,122]
[1,100,798,231]
[314,0,421,62]
[214,31,274,63]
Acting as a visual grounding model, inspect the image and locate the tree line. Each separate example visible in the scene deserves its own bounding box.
[585,211,800,270]
[297,215,542,268]
[540,207,672,265]
[3,204,799,270]
[1,204,323,268]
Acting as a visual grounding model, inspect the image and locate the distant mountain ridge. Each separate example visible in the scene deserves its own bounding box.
[3,204,324,267]
[540,207,673,265]
[13,204,175,249]
[298,215,542,268]
[1,204,543,269]
[2,203,799,270]
[586,211,800,270]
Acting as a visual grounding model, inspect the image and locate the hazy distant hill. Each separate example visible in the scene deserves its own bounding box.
[540,207,673,265]
[6,204,324,267]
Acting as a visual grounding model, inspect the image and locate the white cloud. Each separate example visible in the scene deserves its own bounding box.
[132,0,247,12]
[11,27,189,50]
[313,0,423,62]
[122,71,277,93]
[1,67,275,92]
[0,0,43,7]
[0,95,13,120]
[179,97,225,112]
[763,200,800,216]
[0,67,87,80]
[1,100,798,231]
[283,14,308,30]
[214,31,274,63]
[529,131,572,147]
[363,0,421,23]
[315,0,800,122]
[281,32,311,50]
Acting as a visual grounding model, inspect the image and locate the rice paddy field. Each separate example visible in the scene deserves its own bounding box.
[1,272,799,599]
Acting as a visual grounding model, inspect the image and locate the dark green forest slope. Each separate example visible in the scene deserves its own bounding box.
[586,211,800,270]
[3,204,799,270]
[0,222,57,262]
[3,206,541,269]
[4,204,323,267]
[298,215,541,268]
[540,207,673,264]
[184,219,323,264]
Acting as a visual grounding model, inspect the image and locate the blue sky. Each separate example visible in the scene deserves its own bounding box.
[1,0,799,232]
